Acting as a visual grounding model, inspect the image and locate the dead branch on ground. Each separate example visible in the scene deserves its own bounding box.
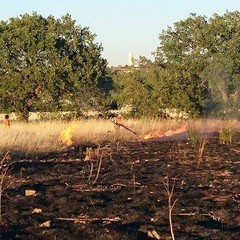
[56,216,121,224]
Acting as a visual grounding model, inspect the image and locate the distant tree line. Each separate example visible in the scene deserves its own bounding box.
[112,11,240,119]
[0,11,240,120]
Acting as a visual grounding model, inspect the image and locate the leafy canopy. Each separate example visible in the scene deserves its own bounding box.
[0,13,107,120]
[112,11,240,119]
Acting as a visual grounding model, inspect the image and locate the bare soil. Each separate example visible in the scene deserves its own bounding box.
[1,133,240,240]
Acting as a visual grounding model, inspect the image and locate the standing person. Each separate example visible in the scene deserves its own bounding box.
[111,112,137,135]
[112,113,123,131]
[3,114,10,128]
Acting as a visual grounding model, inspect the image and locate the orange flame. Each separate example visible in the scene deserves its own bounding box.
[144,125,187,140]
[60,124,77,146]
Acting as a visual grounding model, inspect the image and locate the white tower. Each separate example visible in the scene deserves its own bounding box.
[128,52,134,66]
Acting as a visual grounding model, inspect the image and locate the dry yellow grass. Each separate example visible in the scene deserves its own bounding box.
[0,118,239,154]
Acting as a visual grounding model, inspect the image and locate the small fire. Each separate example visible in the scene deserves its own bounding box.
[60,124,77,146]
[144,125,187,140]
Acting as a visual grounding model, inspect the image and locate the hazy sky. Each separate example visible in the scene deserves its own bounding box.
[1,0,240,66]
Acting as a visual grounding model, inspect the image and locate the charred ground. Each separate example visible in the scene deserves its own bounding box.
[1,133,240,240]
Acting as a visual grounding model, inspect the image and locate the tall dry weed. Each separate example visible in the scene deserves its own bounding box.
[0,118,239,154]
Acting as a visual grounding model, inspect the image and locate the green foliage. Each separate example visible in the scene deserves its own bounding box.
[111,66,161,117]
[154,11,240,118]
[219,128,236,145]
[111,11,240,119]
[187,130,199,147]
[1,11,240,120]
[0,13,107,120]
[112,61,202,118]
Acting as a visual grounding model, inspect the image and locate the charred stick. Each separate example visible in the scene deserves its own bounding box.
[56,216,121,222]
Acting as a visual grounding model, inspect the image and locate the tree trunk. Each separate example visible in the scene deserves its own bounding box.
[218,86,228,103]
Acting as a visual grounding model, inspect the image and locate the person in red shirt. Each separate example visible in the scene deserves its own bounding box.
[3,114,10,128]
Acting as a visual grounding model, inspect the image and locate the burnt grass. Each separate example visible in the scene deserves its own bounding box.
[1,133,240,240]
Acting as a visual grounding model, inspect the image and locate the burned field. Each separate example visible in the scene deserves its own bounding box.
[1,133,240,240]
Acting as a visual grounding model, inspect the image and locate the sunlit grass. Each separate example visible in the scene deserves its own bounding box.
[0,118,239,155]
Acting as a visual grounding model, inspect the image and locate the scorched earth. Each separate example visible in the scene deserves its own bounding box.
[1,133,240,240]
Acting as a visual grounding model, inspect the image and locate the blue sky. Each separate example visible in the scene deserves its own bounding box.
[1,0,240,66]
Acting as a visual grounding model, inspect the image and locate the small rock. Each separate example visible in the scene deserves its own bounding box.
[32,208,42,214]
[25,190,36,196]
[148,229,161,239]
[39,220,51,228]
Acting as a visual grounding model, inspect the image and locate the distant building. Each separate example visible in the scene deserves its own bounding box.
[110,52,139,73]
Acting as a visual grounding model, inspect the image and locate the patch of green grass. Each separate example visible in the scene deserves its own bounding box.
[187,130,199,147]
[219,128,236,145]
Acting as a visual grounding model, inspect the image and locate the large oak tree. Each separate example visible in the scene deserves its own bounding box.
[0,13,107,120]
[155,11,240,117]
